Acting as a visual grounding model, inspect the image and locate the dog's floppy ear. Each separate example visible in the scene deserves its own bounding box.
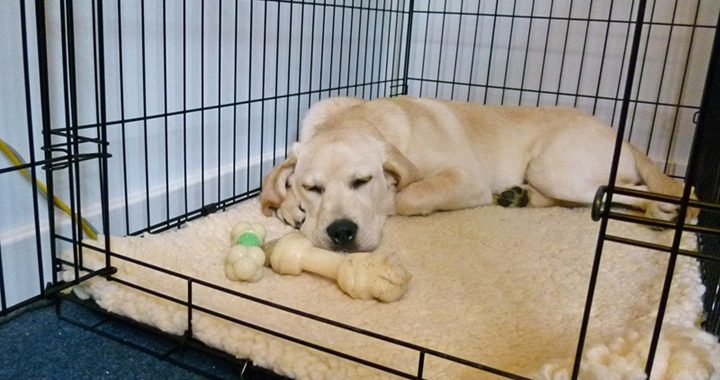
[383,143,421,189]
[260,154,297,216]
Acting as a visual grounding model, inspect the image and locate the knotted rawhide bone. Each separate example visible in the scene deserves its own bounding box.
[270,232,412,302]
[224,223,268,282]
[224,224,412,302]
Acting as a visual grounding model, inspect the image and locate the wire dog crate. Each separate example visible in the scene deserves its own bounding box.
[1,0,720,378]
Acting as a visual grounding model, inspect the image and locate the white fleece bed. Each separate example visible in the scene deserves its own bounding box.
[62,199,720,379]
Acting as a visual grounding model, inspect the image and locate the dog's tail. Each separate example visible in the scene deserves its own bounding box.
[628,144,683,197]
[626,144,700,220]
[629,143,698,219]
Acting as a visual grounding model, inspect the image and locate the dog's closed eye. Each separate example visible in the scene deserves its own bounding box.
[351,175,372,189]
[303,184,325,195]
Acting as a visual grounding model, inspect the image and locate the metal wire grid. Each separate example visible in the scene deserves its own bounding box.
[0,0,52,315]
[0,0,719,379]
[47,0,410,240]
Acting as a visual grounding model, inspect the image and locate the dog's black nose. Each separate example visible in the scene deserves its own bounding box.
[326,219,358,249]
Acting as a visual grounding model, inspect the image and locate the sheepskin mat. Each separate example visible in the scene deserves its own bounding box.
[62,199,720,379]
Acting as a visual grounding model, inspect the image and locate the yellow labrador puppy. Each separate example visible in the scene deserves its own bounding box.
[260,96,689,252]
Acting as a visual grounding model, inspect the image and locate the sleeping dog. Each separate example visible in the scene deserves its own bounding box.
[260,96,692,252]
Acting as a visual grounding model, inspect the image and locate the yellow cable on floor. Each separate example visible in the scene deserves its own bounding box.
[0,138,98,240]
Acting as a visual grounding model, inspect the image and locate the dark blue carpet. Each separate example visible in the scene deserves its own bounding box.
[0,300,283,379]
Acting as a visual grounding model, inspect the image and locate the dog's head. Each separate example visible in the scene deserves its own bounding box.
[260,128,419,252]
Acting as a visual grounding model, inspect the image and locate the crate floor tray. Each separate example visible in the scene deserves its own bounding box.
[62,199,720,379]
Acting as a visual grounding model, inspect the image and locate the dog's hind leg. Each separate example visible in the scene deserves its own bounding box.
[522,125,637,208]
[525,129,690,221]
[394,168,493,216]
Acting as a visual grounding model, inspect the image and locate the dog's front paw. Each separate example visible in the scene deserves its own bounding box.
[495,186,529,208]
[277,201,306,229]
